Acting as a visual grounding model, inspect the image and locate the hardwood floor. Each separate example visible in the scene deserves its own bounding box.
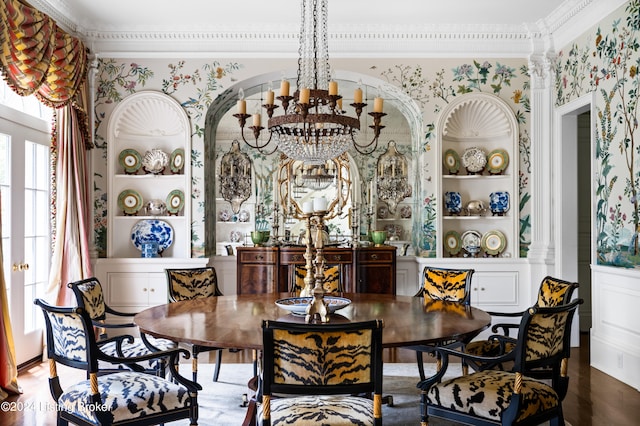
[1,334,638,425]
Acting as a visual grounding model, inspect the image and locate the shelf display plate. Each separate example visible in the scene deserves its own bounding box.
[400,205,412,218]
[481,230,506,255]
[117,189,143,215]
[170,148,185,173]
[461,229,482,255]
[238,209,250,222]
[461,147,487,174]
[118,149,142,174]
[444,230,462,256]
[487,149,509,175]
[443,148,461,174]
[166,189,185,215]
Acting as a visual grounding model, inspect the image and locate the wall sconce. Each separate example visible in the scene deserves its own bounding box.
[376,140,412,214]
[218,140,252,213]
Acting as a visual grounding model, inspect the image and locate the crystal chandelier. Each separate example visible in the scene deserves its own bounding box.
[234,0,386,165]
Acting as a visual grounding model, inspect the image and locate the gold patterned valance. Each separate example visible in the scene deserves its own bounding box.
[0,0,87,108]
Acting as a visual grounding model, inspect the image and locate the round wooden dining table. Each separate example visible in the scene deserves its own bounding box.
[134,293,491,350]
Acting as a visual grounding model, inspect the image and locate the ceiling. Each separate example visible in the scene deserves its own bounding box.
[28,0,621,57]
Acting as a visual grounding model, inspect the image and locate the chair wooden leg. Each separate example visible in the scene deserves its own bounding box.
[416,351,426,381]
[192,353,198,383]
[212,349,222,382]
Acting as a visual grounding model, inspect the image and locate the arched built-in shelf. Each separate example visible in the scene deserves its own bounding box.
[437,92,519,259]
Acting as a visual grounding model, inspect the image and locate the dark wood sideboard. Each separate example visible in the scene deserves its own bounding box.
[236,246,397,295]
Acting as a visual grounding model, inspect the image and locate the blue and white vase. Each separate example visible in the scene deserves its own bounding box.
[444,191,462,215]
[141,241,159,258]
[489,191,510,216]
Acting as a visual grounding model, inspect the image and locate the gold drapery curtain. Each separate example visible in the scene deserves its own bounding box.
[0,0,87,108]
[48,103,94,306]
[0,193,22,400]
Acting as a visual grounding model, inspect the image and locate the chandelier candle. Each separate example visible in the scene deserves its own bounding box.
[234,0,386,163]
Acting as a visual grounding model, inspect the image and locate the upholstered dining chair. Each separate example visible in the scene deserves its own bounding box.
[34,298,201,426]
[418,298,582,426]
[257,319,384,426]
[68,277,175,376]
[166,266,226,383]
[290,264,342,295]
[464,275,579,374]
[410,266,475,380]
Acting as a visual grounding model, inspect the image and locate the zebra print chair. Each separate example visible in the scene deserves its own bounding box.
[68,277,175,376]
[418,298,582,426]
[290,264,342,295]
[464,276,579,374]
[34,298,201,426]
[409,266,475,380]
[166,266,226,383]
[258,319,384,426]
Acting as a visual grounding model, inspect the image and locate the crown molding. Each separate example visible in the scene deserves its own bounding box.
[28,0,624,58]
[82,27,540,58]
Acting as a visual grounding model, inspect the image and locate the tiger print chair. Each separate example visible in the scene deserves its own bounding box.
[290,264,342,295]
[68,277,175,376]
[166,266,226,383]
[418,298,582,426]
[258,319,384,426]
[34,298,201,426]
[410,267,475,380]
[464,276,579,374]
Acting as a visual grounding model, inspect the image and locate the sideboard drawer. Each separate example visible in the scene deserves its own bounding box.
[239,249,277,264]
[357,250,394,263]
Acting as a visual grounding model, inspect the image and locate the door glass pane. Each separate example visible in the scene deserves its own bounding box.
[0,134,9,310]
[23,141,48,333]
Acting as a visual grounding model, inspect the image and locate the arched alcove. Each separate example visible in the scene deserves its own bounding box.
[203,71,424,256]
[436,92,519,259]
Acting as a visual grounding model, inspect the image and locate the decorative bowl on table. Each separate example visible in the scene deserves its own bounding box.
[371,230,387,246]
[275,296,351,316]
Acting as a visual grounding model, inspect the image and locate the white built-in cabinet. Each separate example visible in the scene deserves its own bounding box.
[96,91,208,315]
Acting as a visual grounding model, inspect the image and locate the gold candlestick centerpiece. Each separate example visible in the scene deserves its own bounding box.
[306,209,329,323]
[299,213,315,297]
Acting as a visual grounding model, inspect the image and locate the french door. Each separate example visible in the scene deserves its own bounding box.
[0,106,51,366]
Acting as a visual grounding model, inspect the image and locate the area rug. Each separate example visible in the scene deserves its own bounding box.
[167,363,459,425]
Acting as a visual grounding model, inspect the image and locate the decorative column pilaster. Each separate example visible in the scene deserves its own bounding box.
[88,54,99,260]
[527,52,556,268]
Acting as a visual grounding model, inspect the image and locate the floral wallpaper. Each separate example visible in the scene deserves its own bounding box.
[92,56,531,258]
[556,0,640,267]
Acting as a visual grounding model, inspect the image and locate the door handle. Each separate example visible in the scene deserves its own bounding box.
[12,262,29,271]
